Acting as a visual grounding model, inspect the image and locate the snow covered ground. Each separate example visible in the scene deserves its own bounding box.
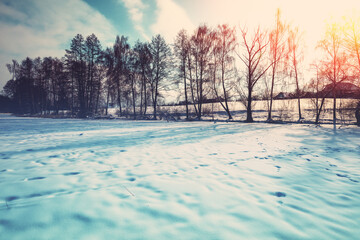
[0,113,359,239]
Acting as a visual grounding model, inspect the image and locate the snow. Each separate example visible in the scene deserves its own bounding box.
[0,113,359,239]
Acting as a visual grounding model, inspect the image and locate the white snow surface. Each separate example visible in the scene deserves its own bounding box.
[0,114,359,239]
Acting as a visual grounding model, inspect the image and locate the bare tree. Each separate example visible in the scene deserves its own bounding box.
[113,35,130,117]
[174,29,190,120]
[237,26,271,122]
[287,26,304,121]
[343,16,360,125]
[85,34,102,114]
[318,22,351,127]
[211,24,236,120]
[103,47,115,115]
[267,8,288,121]
[148,34,172,119]
[190,25,213,119]
[133,41,152,116]
[65,34,87,117]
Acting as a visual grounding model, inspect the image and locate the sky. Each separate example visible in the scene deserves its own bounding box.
[1,0,360,91]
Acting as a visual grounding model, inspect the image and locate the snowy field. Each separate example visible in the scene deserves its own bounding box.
[0,114,360,239]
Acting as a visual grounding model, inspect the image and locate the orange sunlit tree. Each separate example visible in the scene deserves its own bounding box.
[317,22,353,126]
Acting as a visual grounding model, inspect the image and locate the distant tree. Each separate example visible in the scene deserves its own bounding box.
[103,47,115,115]
[211,24,236,120]
[189,25,213,119]
[85,34,102,114]
[148,34,172,119]
[19,57,36,113]
[3,79,16,100]
[342,16,360,125]
[127,49,139,119]
[308,62,327,124]
[0,95,16,113]
[318,22,352,126]
[287,26,304,121]
[65,34,87,117]
[133,41,152,116]
[343,16,360,83]
[267,8,288,121]
[174,29,190,119]
[113,35,130,117]
[52,58,68,113]
[4,60,19,99]
[42,57,54,114]
[237,26,271,122]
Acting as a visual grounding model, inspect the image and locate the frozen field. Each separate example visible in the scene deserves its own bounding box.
[0,114,360,239]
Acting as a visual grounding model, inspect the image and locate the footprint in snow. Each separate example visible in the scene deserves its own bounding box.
[272,192,286,198]
[63,172,80,176]
[28,176,46,181]
[336,173,347,178]
[199,164,209,167]
[5,196,19,202]
[336,173,359,183]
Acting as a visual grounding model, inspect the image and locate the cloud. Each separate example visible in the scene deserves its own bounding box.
[151,0,195,43]
[0,0,118,90]
[118,0,149,40]
[0,2,27,21]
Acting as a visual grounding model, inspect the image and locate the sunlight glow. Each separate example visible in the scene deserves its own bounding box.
[178,0,360,65]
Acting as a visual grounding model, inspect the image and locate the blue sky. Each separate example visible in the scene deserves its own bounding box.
[1,0,360,90]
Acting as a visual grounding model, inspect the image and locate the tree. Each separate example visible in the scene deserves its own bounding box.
[5,60,19,99]
[287,27,304,121]
[174,29,190,120]
[237,26,271,122]
[133,41,152,116]
[65,34,87,117]
[189,25,213,119]
[343,16,360,82]
[19,57,36,113]
[85,34,102,114]
[267,8,288,121]
[318,22,351,126]
[113,35,130,117]
[308,62,327,124]
[103,47,115,115]
[127,49,139,119]
[343,16,360,126]
[211,24,236,119]
[148,34,172,119]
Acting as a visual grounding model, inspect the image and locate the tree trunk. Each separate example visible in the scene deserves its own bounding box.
[315,97,326,124]
[132,78,136,119]
[183,63,189,120]
[221,69,232,120]
[268,65,276,121]
[294,68,302,121]
[117,78,122,117]
[105,83,110,115]
[333,90,337,127]
[246,87,253,122]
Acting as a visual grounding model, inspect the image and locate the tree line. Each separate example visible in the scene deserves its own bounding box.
[2,9,360,125]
